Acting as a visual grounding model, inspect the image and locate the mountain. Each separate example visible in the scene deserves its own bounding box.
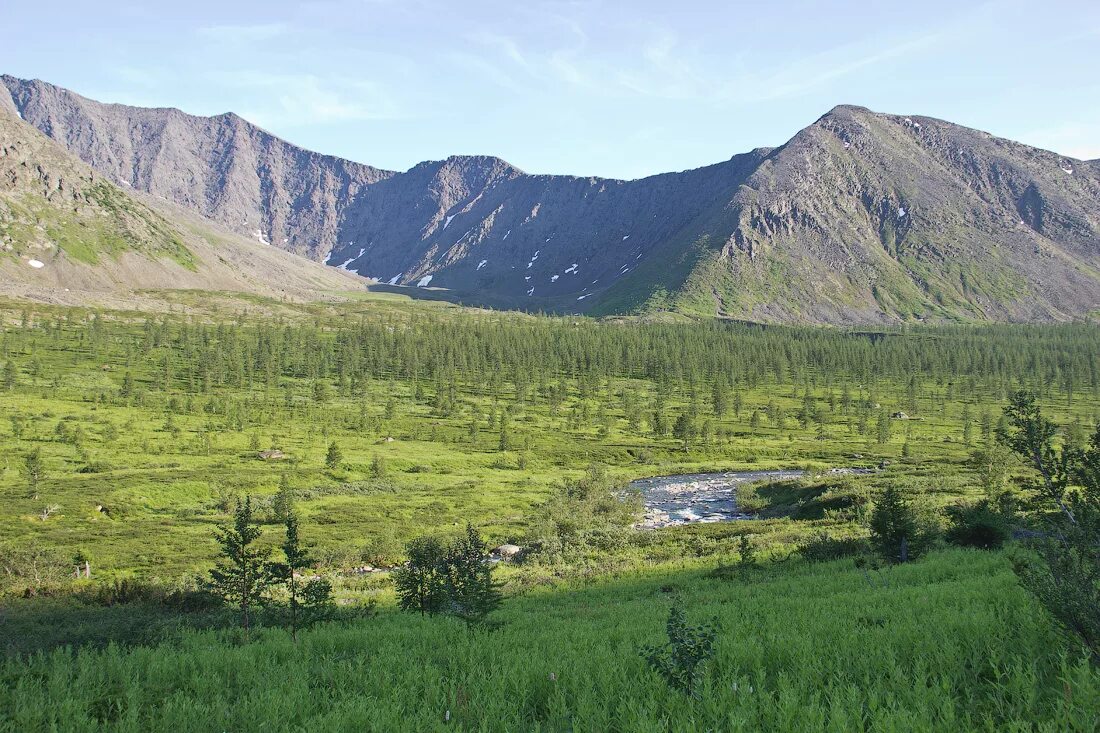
[605,105,1100,323]
[4,75,1099,323]
[0,76,391,260]
[0,98,365,304]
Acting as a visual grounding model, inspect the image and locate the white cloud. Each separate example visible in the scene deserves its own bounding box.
[715,29,951,105]
[208,71,403,127]
[196,23,289,44]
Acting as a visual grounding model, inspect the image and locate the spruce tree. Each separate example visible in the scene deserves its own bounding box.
[272,474,294,523]
[22,448,45,500]
[274,511,333,642]
[869,486,921,563]
[325,441,343,470]
[444,523,502,626]
[209,497,272,636]
[393,536,449,615]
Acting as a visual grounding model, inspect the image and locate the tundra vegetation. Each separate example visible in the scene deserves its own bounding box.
[0,292,1099,730]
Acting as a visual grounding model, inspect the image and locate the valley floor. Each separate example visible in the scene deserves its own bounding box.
[1,293,1099,730]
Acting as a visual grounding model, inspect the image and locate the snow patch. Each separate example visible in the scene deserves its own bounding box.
[323,251,335,265]
[622,235,630,241]
[1062,165,1075,175]
[897,207,907,217]
[417,275,434,287]
[388,273,402,285]
[577,294,591,301]
[502,229,511,240]
[443,214,456,230]
[550,275,559,282]
[524,276,531,281]
[477,259,488,271]
[527,287,534,296]
[564,263,578,274]
[27,259,45,269]
[338,258,356,270]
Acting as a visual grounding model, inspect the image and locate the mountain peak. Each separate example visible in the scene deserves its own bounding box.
[5,75,1099,323]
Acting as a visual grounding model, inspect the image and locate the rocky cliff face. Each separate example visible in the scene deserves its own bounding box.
[0,75,392,259]
[4,76,1099,323]
[0,102,364,299]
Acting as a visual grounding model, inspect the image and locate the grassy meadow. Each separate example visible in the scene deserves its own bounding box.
[3,550,1098,731]
[1,291,1099,729]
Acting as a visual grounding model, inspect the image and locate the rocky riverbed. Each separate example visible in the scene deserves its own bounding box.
[629,468,875,529]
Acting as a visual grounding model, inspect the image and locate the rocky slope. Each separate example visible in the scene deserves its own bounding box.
[4,75,1098,323]
[601,106,1100,322]
[0,101,365,302]
[0,75,391,260]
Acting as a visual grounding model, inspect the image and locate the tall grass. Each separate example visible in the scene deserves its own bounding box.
[3,550,1097,731]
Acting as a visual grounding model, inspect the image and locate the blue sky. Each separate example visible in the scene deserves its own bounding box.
[4,0,1099,179]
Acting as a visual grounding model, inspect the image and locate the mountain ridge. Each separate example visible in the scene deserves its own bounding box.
[3,75,1098,324]
[0,100,366,305]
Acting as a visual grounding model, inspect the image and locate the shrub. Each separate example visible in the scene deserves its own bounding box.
[998,391,1100,663]
[392,536,449,616]
[868,485,939,563]
[640,596,719,697]
[945,500,1011,549]
[393,525,502,626]
[797,531,868,562]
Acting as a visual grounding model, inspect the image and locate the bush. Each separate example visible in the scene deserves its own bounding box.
[945,500,1011,549]
[797,531,868,562]
[78,578,221,611]
[525,464,640,554]
[640,596,719,697]
[868,485,939,563]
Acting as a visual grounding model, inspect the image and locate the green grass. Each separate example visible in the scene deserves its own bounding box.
[2,549,1098,731]
[0,298,1098,729]
[0,185,196,270]
[1,301,1097,582]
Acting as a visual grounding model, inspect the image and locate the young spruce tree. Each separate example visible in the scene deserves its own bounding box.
[209,496,272,637]
[274,510,333,642]
[444,523,502,627]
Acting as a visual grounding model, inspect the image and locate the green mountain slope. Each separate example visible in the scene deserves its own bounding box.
[600,106,1100,323]
[0,106,365,303]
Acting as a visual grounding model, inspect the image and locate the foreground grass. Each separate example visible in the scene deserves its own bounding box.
[2,550,1098,731]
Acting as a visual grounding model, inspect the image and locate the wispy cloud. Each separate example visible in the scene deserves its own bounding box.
[196,23,290,44]
[208,71,404,127]
[717,28,951,104]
